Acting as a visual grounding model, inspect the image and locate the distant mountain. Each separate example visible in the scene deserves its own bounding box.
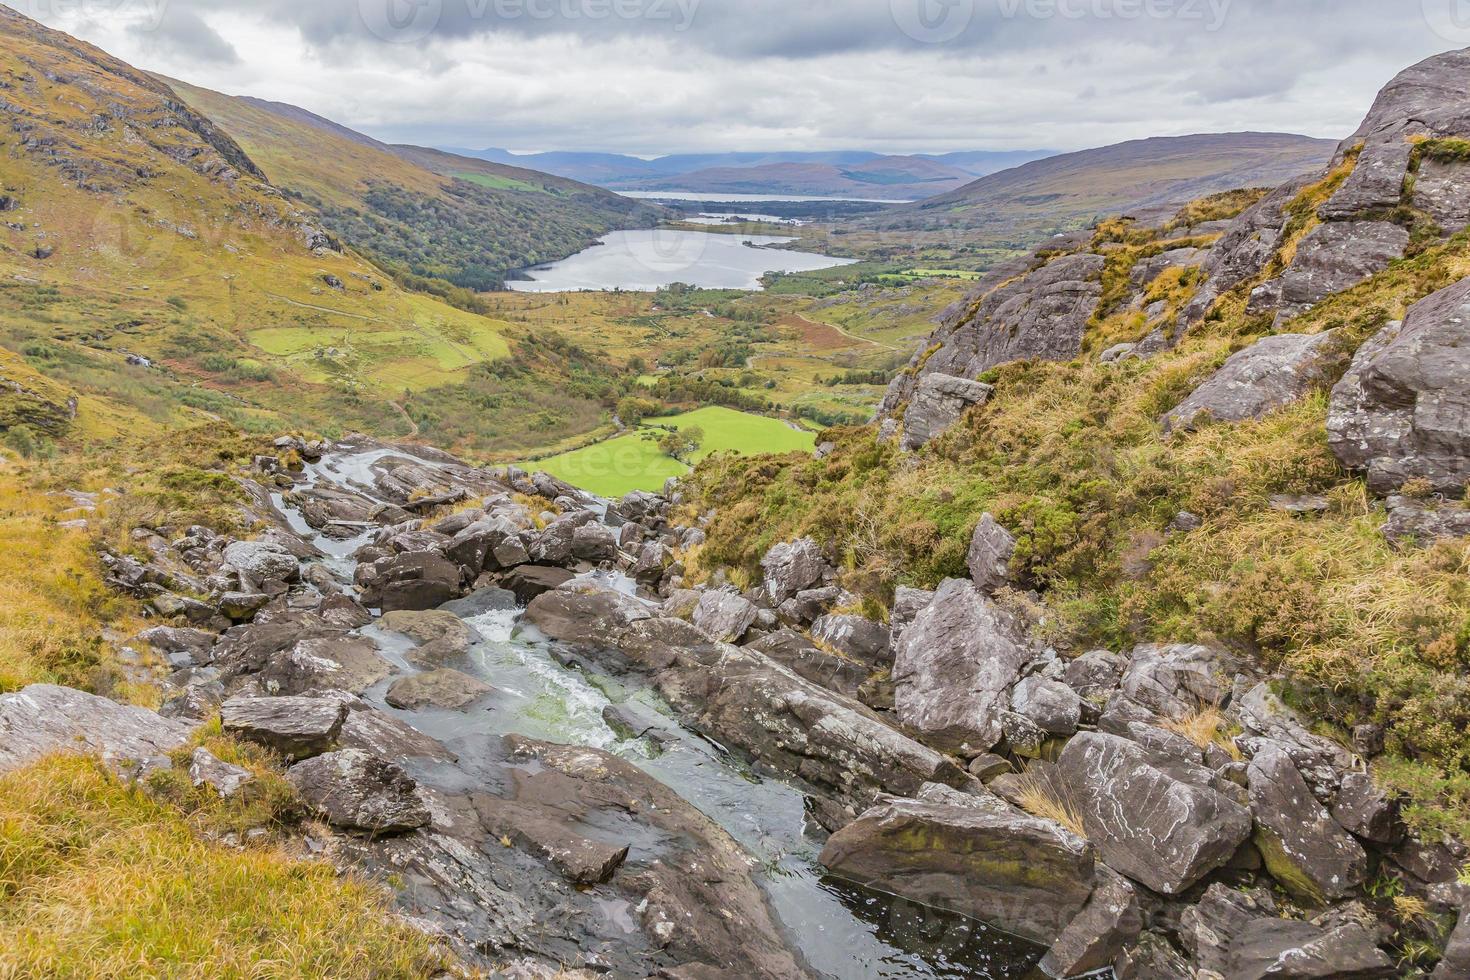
[447,147,1057,198]
[884,132,1337,232]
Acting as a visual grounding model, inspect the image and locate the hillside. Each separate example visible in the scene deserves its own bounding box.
[162,80,659,293]
[884,131,1337,232]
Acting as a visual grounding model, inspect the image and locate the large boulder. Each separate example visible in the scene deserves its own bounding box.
[1328,278,1470,496]
[692,590,759,644]
[254,635,393,696]
[1119,642,1241,720]
[810,613,891,666]
[378,609,481,665]
[760,537,829,605]
[501,564,575,604]
[222,540,300,584]
[819,789,1096,946]
[966,513,1016,593]
[1038,866,1142,979]
[220,695,346,760]
[1010,675,1084,737]
[1056,732,1252,895]
[286,749,430,834]
[522,587,653,648]
[357,552,462,612]
[1273,221,1409,325]
[0,685,194,774]
[892,578,1031,754]
[385,668,493,712]
[900,373,995,451]
[1248,745,1368,902]
[1162,332,1336,433]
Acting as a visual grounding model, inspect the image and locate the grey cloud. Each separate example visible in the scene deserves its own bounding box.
[126,7,240,64]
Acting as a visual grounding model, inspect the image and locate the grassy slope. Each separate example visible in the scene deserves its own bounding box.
[686,182,1470,839]
[532,405,816,497]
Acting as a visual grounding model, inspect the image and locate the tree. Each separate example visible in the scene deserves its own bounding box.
[657,425,704,463]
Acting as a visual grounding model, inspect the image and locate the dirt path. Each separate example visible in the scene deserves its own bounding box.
[389,400,420,438]
[788,312,900,352]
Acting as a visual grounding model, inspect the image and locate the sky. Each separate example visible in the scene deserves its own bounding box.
[10,0,1468,156]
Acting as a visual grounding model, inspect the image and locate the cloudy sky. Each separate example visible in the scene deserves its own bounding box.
[11,0,1466,155]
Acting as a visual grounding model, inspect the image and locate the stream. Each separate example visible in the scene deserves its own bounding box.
[273,445,1046,979]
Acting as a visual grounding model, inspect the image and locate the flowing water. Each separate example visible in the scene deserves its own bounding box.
[277,447,1046,979]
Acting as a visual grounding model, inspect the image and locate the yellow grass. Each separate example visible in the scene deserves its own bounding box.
[1012,770,1087,839]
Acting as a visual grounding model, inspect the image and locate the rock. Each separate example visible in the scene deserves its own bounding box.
[966,513,1016,593]
[256,635,393,696]
[1274,221,1409,325]
[1162,332,1336,433]
[1269,493,1331,513]
[287,749,429,834]
[1329,279,1470,495]
[1235,683,1357,792]
[522,587,654,649]
[357,552,462,612]
[892,579,1030,754]
[1435,904,1470,979]
[630,541,671,586]
[0,685,194,774]
[744,629,869,699]
[967,753,1012,781]
[139,626,217,667]
[337,703,455,762]
[571,524,617,562]
[1382,495,1470,545]
[760,537,829,605]
[1064,649,1127,700]
[1113,931,1195,980]
[188,747,253,797]
[222,540,299,584]
[379,609,481,665]
[384,669,493,712]
[889,586,934,642]
[900,373,996,451]
[1056,731,1252,895]
[501,564,575,604]
[220,695,346,760]
[218,591,270,621]
[692,590,759,644]
[1178,883,1393,979]
[1330,770,1401,844]
[819,792,1095,946]
[810,613,891,666]
[1039,866,1142,979]
[1248,745,1368,902]
[1119,642,1240,720]
[1010,675,1084,736]
[776,585,842,627]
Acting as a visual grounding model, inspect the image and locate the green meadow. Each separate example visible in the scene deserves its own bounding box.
[529,406,815,498]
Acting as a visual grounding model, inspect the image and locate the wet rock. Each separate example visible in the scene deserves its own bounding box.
[1163,331,1337,433]
[502,564,575,604]
[1056,731,1252,895]
[819,792,1095,945]
[385,669,493,712]
[900,373,995,451]
[760,537,829,605]
[357,552,462,612]
[337,702,455,762]
[0,684,194,774]
[692,590,759,644]
[744,629,869,699]
[256,635,393,696]
[1113,931,1195,980]
[1329,279,1470,495]
[1248,745,1367,902]
[1275,221,1409,325]
[1119,642,1240,720]
[188,746,252,797]
[892,578,1032,754]
[222,540,300,584]
[1039,866,1142,979]
[810,613,891,666]
[522,587,654,649]
[287,749,429,834]
[220,695,346,760]
[966,512,1016,593]
[1010,675,1083,737]
[379,609,481,665]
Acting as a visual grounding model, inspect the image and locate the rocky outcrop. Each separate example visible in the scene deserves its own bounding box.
[899,373,994,450]
[287,749,430,834]
[1162,331,1336,433]
[820,788,1096,946]
[892,578,1032,755]
[0,684,194,773]
[1273,222,1409,325]
[1247,745,1368,902]
[220,695,346,760]
[1328,278,1470,496]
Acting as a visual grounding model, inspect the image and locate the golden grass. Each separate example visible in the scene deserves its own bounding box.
[1012,770,1087,839]
[0,755,446,979]
[1162,706,1243,760]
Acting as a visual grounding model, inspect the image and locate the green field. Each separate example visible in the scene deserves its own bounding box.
[454,171,545,194]
[529,406,816,497]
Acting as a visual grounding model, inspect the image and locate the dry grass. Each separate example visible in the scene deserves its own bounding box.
[1163,706,1243,760]
[1012,770,1087,839]
[0,755,447,979]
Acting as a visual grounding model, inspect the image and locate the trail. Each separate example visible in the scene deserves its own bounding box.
[789,312,899,352]
[263,292,379,321]
[388,400,420,438]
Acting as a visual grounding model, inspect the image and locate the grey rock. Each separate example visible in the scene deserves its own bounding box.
[900,373,995,450]
[1235,683,1357,793]
[1057,731,1252,895]
[1064,649,1127,700]
[892,578,1031,754]
[1120,642,1240,720]
[1269,493,1331,513]
[1275,221,1409,325]
[0,684,194,774]
[378,609,481,666]
[1010,675,1084,736]
[220,695,346,760]
[968,753,1013,781]
[337,703,455,762]
[819,794,1095,946]
[810,613,891,666]
[966,513,1016,593]
[1038,866,1142,979]
[139,626,217,667]
[1162,332,1336,433]
[744,629,869,699]
[501,564,575,604]
[357,552,462,612]
[385,669,493,712]
[1248,745,1368,901]
[188,746,252,797]
[1382,495,1470,545]
[256,635,393,696]
[692,589,759,644]
[1113,931,1195,980]
[760,537,829,605]
[522,587,654,649]
[287,749,429,834]
[1328,278,1470,495]
[1434,903,1470,979]
[222,540,300,584]
[1331,770,1402,844]
[889,586,935,642]
[571,523,617,562]
[776,585,843,627]
[1415,155,1470,234]
[1180,177,1310,326]
[218,591,270,621]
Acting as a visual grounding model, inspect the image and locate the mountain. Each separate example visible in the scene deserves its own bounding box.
[450,147,1057,198]
[886,132,1337,232]
[161,82,660,293]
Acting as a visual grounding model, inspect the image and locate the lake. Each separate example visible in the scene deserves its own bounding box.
[507,228,856,292]
[620,190,913,203]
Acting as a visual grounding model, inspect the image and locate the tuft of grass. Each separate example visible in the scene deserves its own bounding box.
[1012,770,1087,839]
[0,755,447,978]
[1163,706,1243,759]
